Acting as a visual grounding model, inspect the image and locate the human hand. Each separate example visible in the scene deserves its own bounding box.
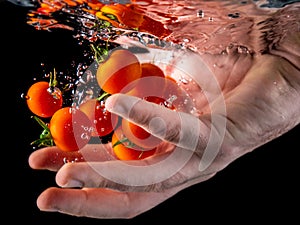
[28,46,300,219]
[28,20,300,218]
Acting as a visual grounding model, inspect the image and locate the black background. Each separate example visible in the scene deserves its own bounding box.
[6,0,299,224]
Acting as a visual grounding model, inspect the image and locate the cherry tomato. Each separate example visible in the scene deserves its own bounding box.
[162,76,194,112]
[96,49,142,94]
[79,98,119,137]
[140,62,165,78]
[123,64,184,104]
[26,81,63,118]
[111,127,156,160]
[49,107,93,152]
[123,62,167,95]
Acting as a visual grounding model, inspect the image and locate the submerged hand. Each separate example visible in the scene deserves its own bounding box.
[29,42,300,218]
[28,2,300,217]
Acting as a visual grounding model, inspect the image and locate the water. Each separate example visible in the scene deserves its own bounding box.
[22,0,299,54]
[15,0,300,139]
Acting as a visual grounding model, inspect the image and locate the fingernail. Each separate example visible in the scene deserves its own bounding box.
[63,180,83,188]
[105,95,126,115]
[104,95,115,111]
[105,94,140,117]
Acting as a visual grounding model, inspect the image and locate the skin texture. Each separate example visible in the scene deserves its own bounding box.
[28,4,300,220]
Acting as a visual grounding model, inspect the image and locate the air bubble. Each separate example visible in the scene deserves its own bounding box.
[179,76,189,84]
[21,93,29,100]
[81,132,90,140]
[228,12,240,19]
[63,157,80,164]
[190,107,202,117]
[47,86,62,100]
[197,10,204,18]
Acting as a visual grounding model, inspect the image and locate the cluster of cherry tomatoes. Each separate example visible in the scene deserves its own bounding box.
[26,48,184,160]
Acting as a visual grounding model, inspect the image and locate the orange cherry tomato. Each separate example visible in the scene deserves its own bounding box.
[96,3,144,28]
[162,76,191,110]
[49,107,93,152]
[26,81,63,118]
[79,98,119,137]
[124,63,167,98]
[111,127,156,160]
[96,49,142,94]
[119,64,178,150]
[121,117,161,150]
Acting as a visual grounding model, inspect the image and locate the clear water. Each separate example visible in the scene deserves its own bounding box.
[13,0,300,151]
[22,0,299,55]
[18,0,300,112]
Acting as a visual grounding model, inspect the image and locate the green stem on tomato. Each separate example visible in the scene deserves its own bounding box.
[30,116,54,147]
[112,137,130,148]
[112,137,146,150]
[49,68,58,88]
[97,91,110,102]
[90,43,109,64]
[31,136,53,147]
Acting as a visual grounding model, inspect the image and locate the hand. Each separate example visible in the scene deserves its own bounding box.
[28,18,300,220]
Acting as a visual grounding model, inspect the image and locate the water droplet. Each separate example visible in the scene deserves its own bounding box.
[190,107,202,116]
[237,45,250,54]
[85,88,94,96]
[164,95,177,108]
[47,86,62,100]
[183,38,191,43]
[179,76,189,84]
[21,93,29,100]
[81,132,90,140]
[63,157,68,164]
[63,157,79,164]
[228,12,240,19]
[184,99,189,105]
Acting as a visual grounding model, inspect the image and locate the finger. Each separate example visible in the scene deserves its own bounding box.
[28,144,114,171]
[105,93,210,151]
[36,186,179,219]
[55,151,172,190]
[55,147,215,193]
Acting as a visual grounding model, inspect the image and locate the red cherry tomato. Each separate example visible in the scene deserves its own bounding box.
[79,98,119,137]
[111,127,156,160]
[96,49,142,94]
[140,62,165,78]
[49,107,93,152]
[26,81,63,118]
